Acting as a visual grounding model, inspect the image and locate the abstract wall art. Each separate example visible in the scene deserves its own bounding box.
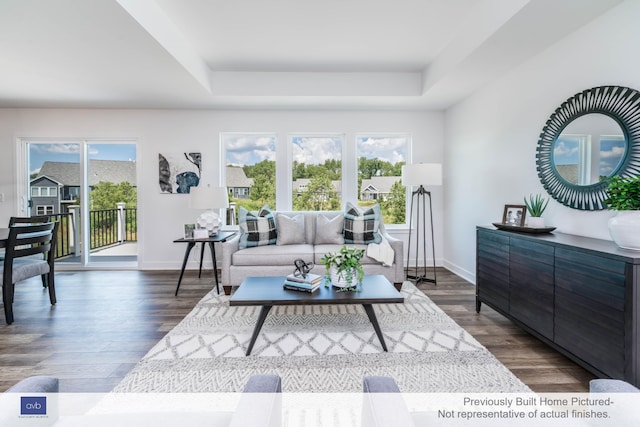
[158,152,201,194]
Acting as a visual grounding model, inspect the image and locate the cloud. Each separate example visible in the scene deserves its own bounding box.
[31,143,80,155]
[224,134,276,165]
[553,140,579,160]
[600,145,625,158]
[357,137,407,164]
[292,137,342,164]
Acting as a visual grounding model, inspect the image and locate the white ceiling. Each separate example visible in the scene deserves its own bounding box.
[0,0,622,110]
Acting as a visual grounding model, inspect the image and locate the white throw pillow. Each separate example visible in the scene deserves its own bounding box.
[315,214,345,245]
[276,213,305,245]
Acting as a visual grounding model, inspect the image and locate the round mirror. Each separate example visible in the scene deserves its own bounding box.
[553,113,627,185]
[536,86,640,210]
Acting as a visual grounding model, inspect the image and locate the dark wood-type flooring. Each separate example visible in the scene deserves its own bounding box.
[0,268,594,392]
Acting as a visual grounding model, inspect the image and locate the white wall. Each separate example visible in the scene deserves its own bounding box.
[0,109,444,270]
[443,0,640,283]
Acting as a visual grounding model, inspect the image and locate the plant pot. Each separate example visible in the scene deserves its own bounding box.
[608,211,640,250]
[527,217,545,228]
[329,265,359,289]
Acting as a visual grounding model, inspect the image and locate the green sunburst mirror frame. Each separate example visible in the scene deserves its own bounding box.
[536,85,640,210]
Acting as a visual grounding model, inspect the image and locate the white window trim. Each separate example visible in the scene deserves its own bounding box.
[355,133,412,228]
[287,133,346,211]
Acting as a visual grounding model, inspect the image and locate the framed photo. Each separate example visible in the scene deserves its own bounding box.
[502,205,526,227]
[184,224,195,239]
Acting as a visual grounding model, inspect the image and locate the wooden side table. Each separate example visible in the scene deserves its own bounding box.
[173,231,235,295]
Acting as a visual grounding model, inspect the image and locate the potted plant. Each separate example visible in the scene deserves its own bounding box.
[320,245,365,291]
[524,193,549,228]
[604,175,640,250]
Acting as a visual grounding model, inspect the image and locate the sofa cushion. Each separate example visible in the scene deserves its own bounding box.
[233,244,315,266]
[343,202,382,244]
[238,206,278,249]
[314,213,345,245]
[276,213,305,245]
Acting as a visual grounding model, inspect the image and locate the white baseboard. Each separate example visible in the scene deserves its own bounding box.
[138,261,215,270]
[442,260,475,285]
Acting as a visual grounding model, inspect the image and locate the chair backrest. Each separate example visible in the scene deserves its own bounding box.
[9,215,51,226]
[3,222,58,269]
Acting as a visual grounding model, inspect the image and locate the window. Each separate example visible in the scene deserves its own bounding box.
[36,205,54,215]
[223,133,277,218]
[291,135,343,211]
[31,186,57,197]
[356,135,409,225]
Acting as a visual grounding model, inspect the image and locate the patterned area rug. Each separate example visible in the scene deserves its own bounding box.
[114,282,530,393]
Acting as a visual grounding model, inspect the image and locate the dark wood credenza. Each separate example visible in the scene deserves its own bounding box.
[476,225,640,386]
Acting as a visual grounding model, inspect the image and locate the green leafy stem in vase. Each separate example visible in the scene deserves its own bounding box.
[320,245,365,291]
[524,193,549,217]
[603,175,640,210]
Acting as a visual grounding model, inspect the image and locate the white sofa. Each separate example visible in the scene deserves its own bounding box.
[220,210,404,294]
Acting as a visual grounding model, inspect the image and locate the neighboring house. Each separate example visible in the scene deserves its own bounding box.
[30,175,62,215]
[226,166,253,199]
[556,164,578,185]
[31,160,136,215]
[360,176,401,201]
[292,179,342,197]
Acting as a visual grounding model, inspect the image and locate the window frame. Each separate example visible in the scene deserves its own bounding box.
[288,133,345,212]
[355,133,412,228]
[221,132,278,219]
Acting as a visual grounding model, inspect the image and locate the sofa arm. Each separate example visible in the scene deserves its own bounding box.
[362,376,414,427]
[230,374,282,427]
[380,230,405,285]
[221,233,241,289]
[6,376,59,393]
[2,376,59,427]
[590,379,640,393]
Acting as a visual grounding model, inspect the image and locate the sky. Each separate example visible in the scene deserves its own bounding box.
[292,136,342,165]
[223,134,408,166]
[223,134,276,166]
[553,137,625,176]
[29,142,137,174]
[356,136,407,164]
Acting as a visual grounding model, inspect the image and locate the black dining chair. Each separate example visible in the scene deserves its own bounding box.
[1,221,58,324]
[1,216,53,287]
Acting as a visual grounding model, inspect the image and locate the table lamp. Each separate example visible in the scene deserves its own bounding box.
[189,185,229,236]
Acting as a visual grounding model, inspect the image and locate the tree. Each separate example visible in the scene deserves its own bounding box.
[250,173,276,207]
[292,161,306,180]
[246,160,276,207]
[381,180,406,224]
[293,173,340,211]
[88,181,137,235]
[90,181,137,210]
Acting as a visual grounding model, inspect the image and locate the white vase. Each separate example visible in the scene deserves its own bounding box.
[329,265,359,289]
[608,211,640,250]
[527,217,545,228]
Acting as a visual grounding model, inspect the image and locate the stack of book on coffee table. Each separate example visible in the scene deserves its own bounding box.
[283,273,323,293]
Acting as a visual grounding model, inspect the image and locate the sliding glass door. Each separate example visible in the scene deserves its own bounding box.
[22,139,137,266]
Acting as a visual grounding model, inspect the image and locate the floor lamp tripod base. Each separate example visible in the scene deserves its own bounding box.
[406,185,437,286]
[406,273,436,284]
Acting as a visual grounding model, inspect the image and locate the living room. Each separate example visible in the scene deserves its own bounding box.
[1,0,639,424]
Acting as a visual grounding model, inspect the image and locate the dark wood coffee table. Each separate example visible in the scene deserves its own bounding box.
[229,275,404,355]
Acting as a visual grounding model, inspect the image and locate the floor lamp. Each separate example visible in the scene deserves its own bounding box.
[401,163,442,285]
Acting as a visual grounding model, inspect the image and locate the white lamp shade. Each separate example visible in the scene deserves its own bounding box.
[401,163,442,187]
[189,185,229,210]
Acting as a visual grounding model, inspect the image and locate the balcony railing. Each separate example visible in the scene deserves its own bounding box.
[47,207,137,259]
